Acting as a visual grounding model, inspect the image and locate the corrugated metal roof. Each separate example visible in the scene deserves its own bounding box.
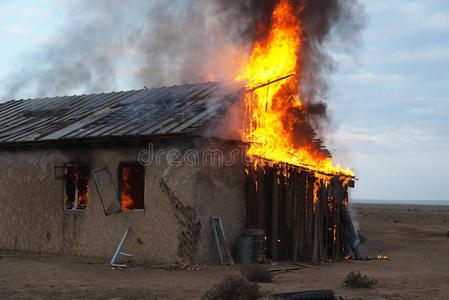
[0,81,244,144]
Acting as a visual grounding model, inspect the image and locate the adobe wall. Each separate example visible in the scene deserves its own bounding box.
[192,138,247,263]
[0,139,197,264]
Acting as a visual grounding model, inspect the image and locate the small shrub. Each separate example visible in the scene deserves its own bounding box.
[202,275,262,300]
[240,264,273,283]
[344,271,378,288]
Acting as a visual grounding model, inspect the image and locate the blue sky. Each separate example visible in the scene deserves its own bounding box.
[0,0,448,202]
[328,0,449,202]
[0,1,64,73]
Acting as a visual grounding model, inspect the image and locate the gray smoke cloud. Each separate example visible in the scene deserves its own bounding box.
[134,0,250,88]
[297,0,366,141]
[299,0,366,103]
[2,0,131,100]
[1,0,254,100]
[1,0,365,103]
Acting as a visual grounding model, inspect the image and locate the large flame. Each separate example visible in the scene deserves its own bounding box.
[237,0,353,177]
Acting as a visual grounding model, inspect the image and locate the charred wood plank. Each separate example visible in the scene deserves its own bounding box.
[256,166,266,229]
[292,170,300,262]
[271,167,280,261]
[298,172,307,261]
[246,167,258,229]
[313,181,319,262]
[306,175,315,262]
[322,182,329,260]
[335,180,343,259]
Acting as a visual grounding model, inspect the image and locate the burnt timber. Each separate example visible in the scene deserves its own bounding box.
[246,163,355,262]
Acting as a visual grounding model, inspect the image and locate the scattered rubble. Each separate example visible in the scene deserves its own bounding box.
[165,261,207,271]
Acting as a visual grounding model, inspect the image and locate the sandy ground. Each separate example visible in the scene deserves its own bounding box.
[1,204,448,299]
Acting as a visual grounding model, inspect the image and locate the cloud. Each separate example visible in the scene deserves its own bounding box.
[0,24,41,39]
[0,2,53,21]
[404,1,449,31]
[333,125,449,152]
[0,3,19,20]
[341,71,405,84]
[20,6,51,19]
[327,1,449,201]
[368,48,449,65]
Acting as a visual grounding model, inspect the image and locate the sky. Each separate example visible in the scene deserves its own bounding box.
[0,0,448,203]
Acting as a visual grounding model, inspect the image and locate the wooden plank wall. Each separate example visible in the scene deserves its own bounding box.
[245,165,350,263]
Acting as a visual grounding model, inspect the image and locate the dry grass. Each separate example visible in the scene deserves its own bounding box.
[240,264,273,283]
[344,270,378,288]
[202,275,262,300]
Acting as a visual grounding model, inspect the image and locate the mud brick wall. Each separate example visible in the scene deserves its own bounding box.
[0,140,195,263]
[192,138,247,263]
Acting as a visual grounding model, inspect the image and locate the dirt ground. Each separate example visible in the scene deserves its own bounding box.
[1,204,448,299]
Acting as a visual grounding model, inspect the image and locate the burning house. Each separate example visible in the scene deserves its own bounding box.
[0,0,361,264]
[0,80,356,264]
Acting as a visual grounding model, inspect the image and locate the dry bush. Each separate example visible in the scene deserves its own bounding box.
[202,275,262,300]
[344,271,378,288]
[240,264,273,283]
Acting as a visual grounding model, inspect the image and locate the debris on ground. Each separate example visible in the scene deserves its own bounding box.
[240,264,273,283]
[202,275,262,300]
[271,289,335,300]
[165,261,207,271]
[344,270,378,288]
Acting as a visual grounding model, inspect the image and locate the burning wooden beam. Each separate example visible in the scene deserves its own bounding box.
[245,73,296,93]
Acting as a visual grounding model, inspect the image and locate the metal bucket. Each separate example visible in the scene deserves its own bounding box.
[246,229,266,263]
[236,235,253,264]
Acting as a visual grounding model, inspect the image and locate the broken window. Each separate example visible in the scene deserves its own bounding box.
[119,163,145,210]
[64,165,89,210]
[92,166,122,216]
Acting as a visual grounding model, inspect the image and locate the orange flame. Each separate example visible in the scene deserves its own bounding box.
[237,0,353,177]
[121,167,134,210]
[313,180,320,212]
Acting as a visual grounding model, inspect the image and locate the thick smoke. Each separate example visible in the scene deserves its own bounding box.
[2,0,133,100]
[298,0,365,111]
[1,0,364,104]
[0,0,245,100]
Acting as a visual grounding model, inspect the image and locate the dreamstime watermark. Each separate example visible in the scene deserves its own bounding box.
[138,143,254,167]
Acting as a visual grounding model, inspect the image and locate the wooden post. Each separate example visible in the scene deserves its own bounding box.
[323,181,329,260]
[306,175,315,262]
[292,169,299,261]
[335,179,343,259]
[317,181,324,261]
[256,166,266,229]
[298,172,306,261]
[279,167,287,260]
[246,167,258,229]
[264,166,273,259]
[271,167,280,261]
[285,168,293,246]
[328,178,335,259]
[312,180,319,262]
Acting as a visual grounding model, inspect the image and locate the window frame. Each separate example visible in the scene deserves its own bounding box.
[118,162,146,212]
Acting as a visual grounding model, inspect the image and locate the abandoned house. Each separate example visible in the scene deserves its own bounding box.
[0,82,356,264]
